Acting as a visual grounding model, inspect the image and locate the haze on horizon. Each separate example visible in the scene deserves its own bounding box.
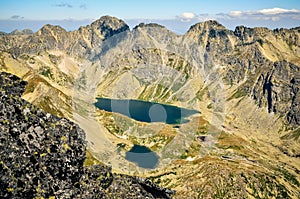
[0,0,300,34]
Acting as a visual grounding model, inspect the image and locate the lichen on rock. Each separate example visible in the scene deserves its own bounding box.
[0,72,174,199]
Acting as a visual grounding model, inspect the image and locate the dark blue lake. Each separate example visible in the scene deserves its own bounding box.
[125,144,159,169]
[94,98,199,124]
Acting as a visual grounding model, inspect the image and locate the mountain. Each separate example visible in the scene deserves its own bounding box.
[10,29,34,35]
[186,21,300,127]
[0,16,299,198]
[0,71,174,198]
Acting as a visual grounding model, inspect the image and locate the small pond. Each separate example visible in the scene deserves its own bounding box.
[125,144,159,169]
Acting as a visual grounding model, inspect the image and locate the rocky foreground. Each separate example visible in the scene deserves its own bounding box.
[0,71,174,198]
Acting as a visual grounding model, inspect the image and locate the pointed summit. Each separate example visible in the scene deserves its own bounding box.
[89,16,129,39]
[91,16,128,29]
[188,20,226,33]
[37,24,67,36]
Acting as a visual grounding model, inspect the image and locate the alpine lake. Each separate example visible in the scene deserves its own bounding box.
[94,98,199,169]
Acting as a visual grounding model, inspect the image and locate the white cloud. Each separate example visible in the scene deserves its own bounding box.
[228,11,242,17]
[259,8,299,15]
[178,12,197,22]
[175,8,300,27]
[215,7,300,22]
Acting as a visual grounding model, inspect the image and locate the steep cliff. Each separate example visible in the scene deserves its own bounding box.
[185,21,300,128]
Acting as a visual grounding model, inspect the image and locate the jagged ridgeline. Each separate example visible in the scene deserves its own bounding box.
[0,72,174,198]
[0,16,299,198]
[0,16,299,128]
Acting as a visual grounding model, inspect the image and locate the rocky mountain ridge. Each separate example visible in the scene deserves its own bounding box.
[0,17,298,129]
[0,16,129,59]
[185,20,300,128]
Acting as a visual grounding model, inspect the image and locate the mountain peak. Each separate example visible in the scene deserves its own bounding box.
[89,15,129,39]
[9,29,33,35]
[188,20,226,32]
[202,20,224,26]
[37,24,67,35]
[91,15,129,31]
[134,22,166,30]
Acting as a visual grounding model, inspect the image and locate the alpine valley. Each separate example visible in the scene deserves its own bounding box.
[0,16,299,198]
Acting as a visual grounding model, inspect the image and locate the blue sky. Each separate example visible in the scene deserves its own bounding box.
[0,0,300,33]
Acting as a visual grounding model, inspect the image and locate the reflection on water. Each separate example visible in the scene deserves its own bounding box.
[94,98,199,124]
[125,144,159,169]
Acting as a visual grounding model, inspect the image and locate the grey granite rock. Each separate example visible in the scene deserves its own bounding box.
[0,72,174,198]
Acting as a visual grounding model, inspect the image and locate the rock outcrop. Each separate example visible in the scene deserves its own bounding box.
[0,72,174,198]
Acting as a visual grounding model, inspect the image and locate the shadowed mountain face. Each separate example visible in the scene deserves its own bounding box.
[0,16,299,198]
